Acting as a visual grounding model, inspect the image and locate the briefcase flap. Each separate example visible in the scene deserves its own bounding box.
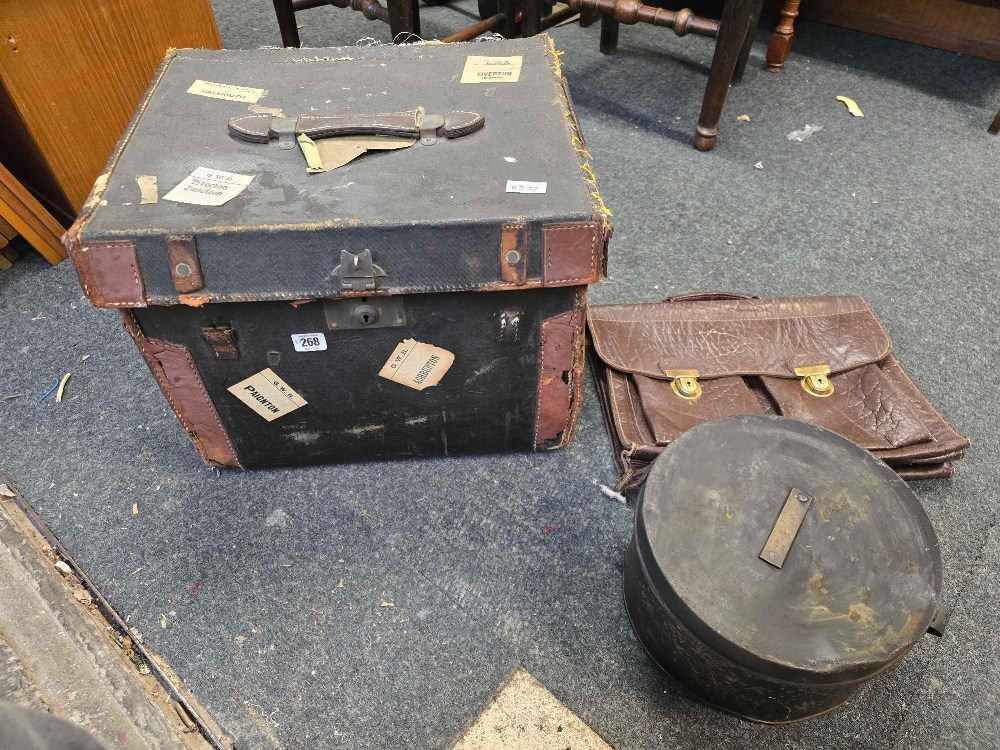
[587,295,891,381]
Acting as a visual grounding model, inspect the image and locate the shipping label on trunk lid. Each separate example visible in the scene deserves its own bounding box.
[163,167,255,207]
[379,339,454,391]
[228,368,307,421]
[187,79,267,103]
[460,55,523,84]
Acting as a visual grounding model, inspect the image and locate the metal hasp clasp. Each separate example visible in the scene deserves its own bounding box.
[794,365,834,398]
[664,369,702,400]
[333,249,386,292]
[760,488,813,569]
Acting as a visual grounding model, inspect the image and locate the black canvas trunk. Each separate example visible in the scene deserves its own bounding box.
[66,37,611,469]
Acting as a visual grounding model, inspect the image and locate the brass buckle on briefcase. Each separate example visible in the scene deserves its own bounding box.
[794,365,834,398]
[664,369,702,400]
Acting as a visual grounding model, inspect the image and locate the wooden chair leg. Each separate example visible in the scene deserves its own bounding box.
[732,0,765,84]
[520,0,540,36]
[497,0,518,37]
[387,0,419,41]
[272,0,301,47]
[989,108,1000,135]
[766,0,800,72]
[411,0,421,37]
[694,0,755,151]
[600,14,620,55]
[579,6,601,28]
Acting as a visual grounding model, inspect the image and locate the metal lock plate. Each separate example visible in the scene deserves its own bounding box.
[663,368,702,400]
[794,365,834,398]
[323,296,406,330]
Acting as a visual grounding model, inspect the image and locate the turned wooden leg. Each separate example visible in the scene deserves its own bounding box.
[695,0,754,150]
[272,0,301,47]
[766,0,800,72]
[579,6,601,28]
[600,14,620,54]
[732,0,765,84]
[989,108,1000,135]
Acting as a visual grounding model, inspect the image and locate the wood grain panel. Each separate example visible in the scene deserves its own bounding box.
[0,161,68,264]
[766,0,1000,60]
[0,1,222,214]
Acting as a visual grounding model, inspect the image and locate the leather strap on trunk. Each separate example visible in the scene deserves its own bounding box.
[121,311,242,468]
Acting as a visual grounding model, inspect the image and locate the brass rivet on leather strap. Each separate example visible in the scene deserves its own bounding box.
[794,365,834,398]
[664,369,702,400]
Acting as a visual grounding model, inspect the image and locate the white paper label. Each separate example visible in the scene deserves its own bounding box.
[163,168,255,206]
[460,55,523,84]
[227,368,307,421]
[187,79,266,103]
[291,332,327,352]
[506,180,547,194]
[378,339,454,391]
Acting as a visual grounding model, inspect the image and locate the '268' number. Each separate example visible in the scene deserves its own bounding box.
[292,332,326,351]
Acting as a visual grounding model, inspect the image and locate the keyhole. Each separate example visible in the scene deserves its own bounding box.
[7,37,17,52]
[352,303,378,326]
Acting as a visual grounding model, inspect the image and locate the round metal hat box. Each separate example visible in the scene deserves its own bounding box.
[624,415,945,723]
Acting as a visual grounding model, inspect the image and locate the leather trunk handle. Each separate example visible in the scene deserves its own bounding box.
[228,110,485,145]
[662,291,760,303]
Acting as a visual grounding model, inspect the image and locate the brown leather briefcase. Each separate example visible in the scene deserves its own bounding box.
[587,292,969,489]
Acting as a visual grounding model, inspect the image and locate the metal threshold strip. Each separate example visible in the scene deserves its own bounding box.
[0,471,232,750]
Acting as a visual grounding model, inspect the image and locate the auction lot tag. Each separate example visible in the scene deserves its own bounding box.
[506,180,547,194]
[163,167,255,206]
[378,339,454,391]
[187,79,266,103]
[291,332,327,352]
[460,55,523,84]
[228,368,307,421]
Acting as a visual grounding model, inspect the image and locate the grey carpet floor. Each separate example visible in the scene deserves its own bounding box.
[2,4,999,749]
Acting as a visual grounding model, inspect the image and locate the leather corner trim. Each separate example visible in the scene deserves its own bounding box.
[542,222,601,286]
[166,235,205,293]
[534,289,587,449]
[500,224,528,284]
[121,312,242,469]
[71,240,146,307]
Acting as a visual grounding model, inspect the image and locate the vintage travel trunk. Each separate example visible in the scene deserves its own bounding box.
[65,37,611,468]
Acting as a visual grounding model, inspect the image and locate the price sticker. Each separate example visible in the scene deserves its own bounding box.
[291,332,327,352]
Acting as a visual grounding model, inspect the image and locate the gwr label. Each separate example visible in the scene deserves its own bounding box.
[378,339,454,391]
[227,368,307,421]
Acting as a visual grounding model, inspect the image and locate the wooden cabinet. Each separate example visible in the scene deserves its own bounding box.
[764,0,1000,64]
[0,1,222,218]
[797,0,1000,60]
